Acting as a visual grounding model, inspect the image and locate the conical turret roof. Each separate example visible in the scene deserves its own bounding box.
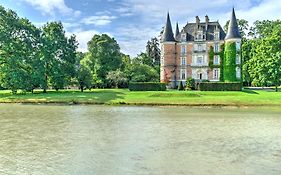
[225,8,241,40]
[162,13,175,42]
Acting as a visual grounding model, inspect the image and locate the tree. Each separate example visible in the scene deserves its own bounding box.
[130,62,159,82]
[186,78,195,90]
[86,34,122,88]
[106,69,128,88]
[178,81,184,91]
[0,6,42,93]
[146,37,161,67]
[41,22,78,91]
[248,24,281,91]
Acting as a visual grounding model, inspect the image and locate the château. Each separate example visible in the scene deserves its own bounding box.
[160,8,242,88]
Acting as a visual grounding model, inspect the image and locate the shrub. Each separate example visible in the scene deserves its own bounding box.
[186,78,195,90]
[198,82,242,91]
[129,82,166,91]
[178,81,184,91]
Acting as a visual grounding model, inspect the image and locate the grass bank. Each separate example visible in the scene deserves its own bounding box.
[0,89,280,107]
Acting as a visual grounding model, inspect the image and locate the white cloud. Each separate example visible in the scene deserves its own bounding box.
[81,15,117,26]
[22,0,79,16]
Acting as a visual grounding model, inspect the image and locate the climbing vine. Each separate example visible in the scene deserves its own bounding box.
[208,44,225,81]
[224,42,237,82]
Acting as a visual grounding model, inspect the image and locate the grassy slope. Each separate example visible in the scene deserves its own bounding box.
[0,89,280,106]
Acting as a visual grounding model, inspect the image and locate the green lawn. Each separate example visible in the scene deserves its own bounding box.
[0,89,280,106]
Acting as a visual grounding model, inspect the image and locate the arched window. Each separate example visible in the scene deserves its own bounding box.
[236,67,241,79]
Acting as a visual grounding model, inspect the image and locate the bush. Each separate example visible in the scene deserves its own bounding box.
[186,78,195,90]
[129,82,166,91]
[198,82,242,91]
[178,81,184,91]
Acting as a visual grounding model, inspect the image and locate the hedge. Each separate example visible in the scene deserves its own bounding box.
[198,82,242,91]
[129,82,166,91]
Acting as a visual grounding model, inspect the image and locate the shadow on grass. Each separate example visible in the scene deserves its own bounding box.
[242,89,259,94]
[0,89,126,104]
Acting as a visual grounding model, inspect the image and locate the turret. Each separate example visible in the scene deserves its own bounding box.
[224,8,242,82]
[175,22,180,40]
[160,13,177,88]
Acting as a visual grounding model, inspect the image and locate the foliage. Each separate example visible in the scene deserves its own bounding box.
[146,37,161,67]
[77,60,93,92]
[198,82,242,91]
[106,69,128,88]
[224,42,237,82]
[178,81,184,91]
[129,62,159,82]
[128,82,166,91]
[185,78,195,90]
[86,34,122,88]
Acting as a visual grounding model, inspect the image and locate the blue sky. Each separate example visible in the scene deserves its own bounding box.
[1,0,280,56]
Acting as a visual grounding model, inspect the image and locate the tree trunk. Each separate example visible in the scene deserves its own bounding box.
[276,86,278,92]
[81,86,84,92]
[43,89,47,93]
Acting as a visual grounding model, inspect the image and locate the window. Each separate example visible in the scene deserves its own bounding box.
[181,57,186,66]
[213,69,219,80]
[181,69,186,80]
[236,54,241,64]
[181,45,186,54]
[197,71,203,80]
[196,31,203,41]
[214,32,220,40]
[214,55,220,65]
[181,34,186,42]
[198,44,202,51]
[236,42,241,51]
[236,67,241,79]
[197,57,203,64]
[214,43,220,52]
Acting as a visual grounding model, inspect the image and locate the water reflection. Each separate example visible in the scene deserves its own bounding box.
[0,104,281,175]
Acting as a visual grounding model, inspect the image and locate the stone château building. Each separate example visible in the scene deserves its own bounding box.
[160,8,242,88]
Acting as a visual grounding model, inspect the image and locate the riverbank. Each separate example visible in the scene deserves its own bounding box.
[0,89,280,107]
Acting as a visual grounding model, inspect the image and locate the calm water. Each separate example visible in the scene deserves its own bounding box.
[0,104,281,175]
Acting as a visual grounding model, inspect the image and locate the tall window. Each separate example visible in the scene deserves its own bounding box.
[236,42,241,51]
[181,69,186,80]
[214,43,220,52]
[214,55,220,65]
[236,54,241,64]
[181,57,186,66]
[181,45,186,54]
[213,68,219,80]
[236,67,241,79]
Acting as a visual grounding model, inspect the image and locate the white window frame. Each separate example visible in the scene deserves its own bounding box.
[181,45,186,54]
[214,43,220,53]
[236,67,241,79]
[181,57,186,66]
[214,55,220,65]
[213,68,220,80]
[181,69,186,80]
[181,34,186,42]
[236,54,241,64]
[236,42,241,51]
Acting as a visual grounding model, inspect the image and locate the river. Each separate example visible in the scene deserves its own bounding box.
[0,104,280,175]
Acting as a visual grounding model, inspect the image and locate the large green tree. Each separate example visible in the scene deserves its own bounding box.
[41,22,78,91]
[86,34,122,88]
[0,6,42,93]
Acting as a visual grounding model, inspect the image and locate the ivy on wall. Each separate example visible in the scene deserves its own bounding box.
[208,44,225,81]
[224,42,237,82]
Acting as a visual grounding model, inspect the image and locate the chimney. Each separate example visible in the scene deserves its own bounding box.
[205,15,209,30]
[196,16,200,28]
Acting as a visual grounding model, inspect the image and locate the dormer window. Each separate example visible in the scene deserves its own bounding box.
[196,31,203,41]
[181,34,186,42]
[214,32,220,40]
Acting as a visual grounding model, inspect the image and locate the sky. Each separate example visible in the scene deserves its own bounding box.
[1,0,280,56]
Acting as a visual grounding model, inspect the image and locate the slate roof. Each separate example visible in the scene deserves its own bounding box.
[162,13,176,42]
[180,21,226,41]
[225,8,241,40]
[175,22,180,39]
